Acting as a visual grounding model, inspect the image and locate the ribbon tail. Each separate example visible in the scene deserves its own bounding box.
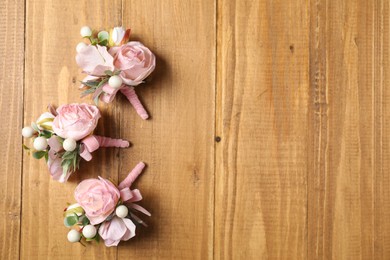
[120,87,149,120]
[94,135,130,148]
[118,162,146,190]
[128,203,151,217]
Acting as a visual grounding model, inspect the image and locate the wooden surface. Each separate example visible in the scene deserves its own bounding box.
[1,0,390,259]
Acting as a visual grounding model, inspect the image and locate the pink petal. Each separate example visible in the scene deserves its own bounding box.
[76,45,114,76]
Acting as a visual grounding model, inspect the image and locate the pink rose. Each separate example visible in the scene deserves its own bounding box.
[74,177,120,225]
[52,103,100,141]
[98,216,136,247]
[76,45,115,76]
[110,41,156,86]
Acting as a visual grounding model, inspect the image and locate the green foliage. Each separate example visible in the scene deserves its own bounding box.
[39,130,53,139]
[32,151,47,159]
[60,147,81,176]
[64,215,78,227]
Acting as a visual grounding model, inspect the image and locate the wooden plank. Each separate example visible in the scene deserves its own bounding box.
[308,0,384,258]
[0,0,25,259]
[374,1,390,258]
[215,0,309,259]
[118,0,215,259]
[21,0,121,259]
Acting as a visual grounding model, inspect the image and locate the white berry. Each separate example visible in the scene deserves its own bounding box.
[22,126,35,138]
[80,26,92,37]
[76,42,87,53]
[63,138,77,152]
[115,205,128,218]
[108,75,123,89]
[33,137,47,151]
[67,229,81,243]
[82,225,97,239]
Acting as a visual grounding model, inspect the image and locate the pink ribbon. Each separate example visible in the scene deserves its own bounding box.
[120,87,149,120]
[79,135,130,161]
[118,162,151,216]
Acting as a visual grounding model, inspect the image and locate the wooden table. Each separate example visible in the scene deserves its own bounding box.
[1,0,389,259]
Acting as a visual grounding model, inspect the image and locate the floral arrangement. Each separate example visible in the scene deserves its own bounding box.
[22,103,129,182]
[64,162,150,247]
[75,26,156,120]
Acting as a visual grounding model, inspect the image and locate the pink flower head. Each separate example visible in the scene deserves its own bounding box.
[98,216,136,247]
[76,45,115,76]
[109,41,156,86]
[74,177,120,225]
[52,103,100,141]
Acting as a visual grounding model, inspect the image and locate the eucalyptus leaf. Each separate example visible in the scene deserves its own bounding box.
[33,151,47,159]
[64,215,77,227]
[104,70,113,76]
[39,130,53,138]
[81,216,90,226]
[31,122,39,132]
[97,31,109,42]
[82,80,100,87]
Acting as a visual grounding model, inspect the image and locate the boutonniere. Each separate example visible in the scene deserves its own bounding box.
[64,162,150,247]
[22,103,129,182]
[75,26,156,120]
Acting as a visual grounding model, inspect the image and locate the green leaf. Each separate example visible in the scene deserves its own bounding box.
[113,70,121,75]
[39,130,53,139]
[22,144,30,150]
[97,78,108,87]
[62,151,76,160]
[44,153,49,162]
[62,162,70,176]
[104,70,113,76]
[99,39,108,46]
[31,122,39,132]
[64,215,77,227]
[81,80,100,88]
[98,31,109,42]
[81,216,90,226]
[33,151,47,159]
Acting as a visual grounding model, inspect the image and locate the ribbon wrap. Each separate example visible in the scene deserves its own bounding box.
[80,135,130,161]
[118,162,151,216]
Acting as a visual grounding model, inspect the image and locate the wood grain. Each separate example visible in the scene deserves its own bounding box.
[308,1,389,259]
[0,0,24,259]
[21,0,121,259]
[118,0,215,259]
[215,0,309,259]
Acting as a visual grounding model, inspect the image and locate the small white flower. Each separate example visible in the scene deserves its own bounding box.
[33,137,48,151]
[36,112,55,131]
[63,138,77,152]
[82,225,97,239]
[110,27,126,46]
[22,126,36,138]
[67,229,81,243]
[108,75,123,89]
[115,205,129,218]
[80,26,92,37]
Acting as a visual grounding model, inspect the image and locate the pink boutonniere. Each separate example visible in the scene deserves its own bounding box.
[64,162,150,247]
[22,103,130,182]
[75,26,156,120]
